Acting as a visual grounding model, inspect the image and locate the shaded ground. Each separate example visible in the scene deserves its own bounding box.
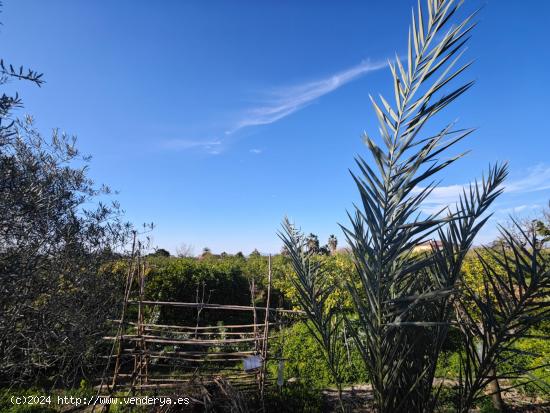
[59,381,549,412]
[322,384,550,412]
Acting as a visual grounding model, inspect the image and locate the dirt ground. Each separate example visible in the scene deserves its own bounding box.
[322,384,550,412]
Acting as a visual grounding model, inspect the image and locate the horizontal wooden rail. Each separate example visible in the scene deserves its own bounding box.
[127,300,304,314]
[104,372,257,381]
[103,334,275,345]
[142,328,259,337]
[123,349,257,357]
[103,354,246,362]
[109,320,279,330]
[95,378,275,390]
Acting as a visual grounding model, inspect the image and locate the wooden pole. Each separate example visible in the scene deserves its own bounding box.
[130,242,144,396]
[250,277,262,394]
[139,258,148,386]
[111,233,137,390]
[92,232,137,413]
[260,254,272,408]
[251,278,259,353]
[137,248,143,390]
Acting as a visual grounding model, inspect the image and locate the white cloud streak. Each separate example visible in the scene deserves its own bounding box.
[413,164,550,214]
[503,164,550,193]
[497,204,542,215]
[412,185,466,215]
[227,59,389,134]
[161,139,221,153]
[161,58,389,154]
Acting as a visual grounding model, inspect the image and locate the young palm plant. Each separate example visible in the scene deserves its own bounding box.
[454,224,550,412]
[279,218,348,412]
[339,0,508,410]
[282,0,510,412]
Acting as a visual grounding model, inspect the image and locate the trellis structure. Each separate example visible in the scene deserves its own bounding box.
[94,252,302,410]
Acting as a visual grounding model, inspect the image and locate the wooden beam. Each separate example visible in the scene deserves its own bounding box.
[123,350,256,357]
[103,334,275,345]
[108,320,279,330]
[126,300,304,314]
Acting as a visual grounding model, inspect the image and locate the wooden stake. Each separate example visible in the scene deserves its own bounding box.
[250,278,259,353]
[260,254,272,408]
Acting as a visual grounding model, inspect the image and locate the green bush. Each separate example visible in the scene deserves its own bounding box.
[503,332,550,395]
[476,396,502,413]
[435,351,462,379]
[272,321,368,388]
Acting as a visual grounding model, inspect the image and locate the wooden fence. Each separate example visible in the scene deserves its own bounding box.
[93,248,303,412]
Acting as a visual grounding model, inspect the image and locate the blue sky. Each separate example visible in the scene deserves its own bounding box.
[2,0,550,255]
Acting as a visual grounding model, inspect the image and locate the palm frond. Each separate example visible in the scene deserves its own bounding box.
[455,222,550,411]
[340,1,505,412]
[278,218,348,411]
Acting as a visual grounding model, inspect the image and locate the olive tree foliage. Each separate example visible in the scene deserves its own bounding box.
[0,55,132,386]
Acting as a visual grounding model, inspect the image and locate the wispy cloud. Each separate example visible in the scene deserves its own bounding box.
[413,164,550,214]
[227,59,389,134]
[161,139,221,153]
[412,184,466,215]
[503,164,550,193]
[160,58,389,154]
[497,204,542,215]
[405,166,550,245]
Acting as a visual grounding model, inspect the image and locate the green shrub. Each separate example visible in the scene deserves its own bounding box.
[503,333,550,395]
[476,396,502,413]
[434,333,550,398]
[272,321,367,388]
[435,351,462,379]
